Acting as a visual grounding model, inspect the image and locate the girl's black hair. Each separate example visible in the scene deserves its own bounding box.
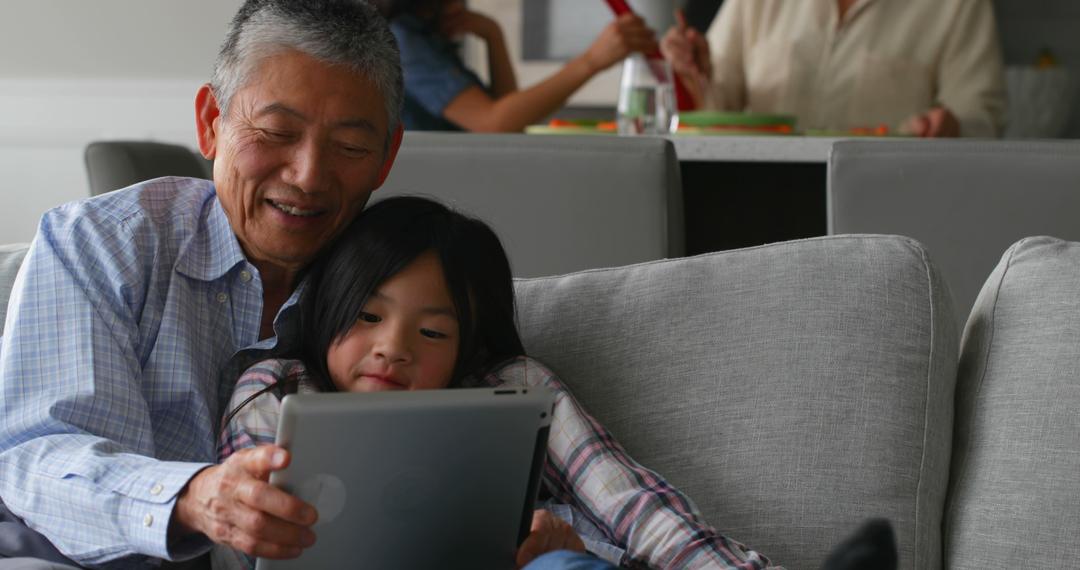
[221,196,525,432]
[300,195,525,390]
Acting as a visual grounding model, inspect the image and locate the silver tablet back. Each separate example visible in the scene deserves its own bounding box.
[256,387,554,570]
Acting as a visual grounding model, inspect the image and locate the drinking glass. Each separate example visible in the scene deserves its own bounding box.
[616,54,679,135]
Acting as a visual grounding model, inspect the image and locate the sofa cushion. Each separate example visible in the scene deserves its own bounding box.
[0,243,30,337]
[514,235,958,570]
[946,236,1080,568]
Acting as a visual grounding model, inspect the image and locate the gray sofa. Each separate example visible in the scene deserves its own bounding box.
[1,235,1076,569]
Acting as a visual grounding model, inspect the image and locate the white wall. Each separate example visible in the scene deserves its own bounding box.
[0,1,242,244]
[464,0,674,106]
[993,0,1080,138]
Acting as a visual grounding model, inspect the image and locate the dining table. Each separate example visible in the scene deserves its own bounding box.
[527,119,860,254]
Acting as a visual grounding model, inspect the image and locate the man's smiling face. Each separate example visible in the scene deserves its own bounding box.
[199,49,399,276]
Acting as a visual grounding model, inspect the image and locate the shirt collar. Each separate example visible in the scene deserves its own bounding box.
[174,191,248,282]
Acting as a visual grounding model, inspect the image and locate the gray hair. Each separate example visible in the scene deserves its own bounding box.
[212,0,403,143]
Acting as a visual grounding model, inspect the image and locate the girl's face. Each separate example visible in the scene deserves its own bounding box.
[326,251,460,392]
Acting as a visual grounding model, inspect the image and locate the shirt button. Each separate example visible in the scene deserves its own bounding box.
[143,514,154,527]
[240,270,252,283]
[150,483,163,496]
[217,292,228,304]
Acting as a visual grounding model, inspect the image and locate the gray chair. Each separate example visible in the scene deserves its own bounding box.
[828,139,1080,326]
[380,133,684,278]
[84,141,212,196]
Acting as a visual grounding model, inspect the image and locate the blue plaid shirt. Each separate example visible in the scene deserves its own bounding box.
[0,177,299,568]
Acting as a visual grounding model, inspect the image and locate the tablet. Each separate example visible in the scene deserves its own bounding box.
[255,386,555,570]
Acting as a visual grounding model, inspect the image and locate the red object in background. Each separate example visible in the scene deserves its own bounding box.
[603,0,696,111]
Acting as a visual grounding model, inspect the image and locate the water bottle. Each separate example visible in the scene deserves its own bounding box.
[616,54,679,135]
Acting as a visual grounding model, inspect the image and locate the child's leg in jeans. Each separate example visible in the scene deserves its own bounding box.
[522,550,618,570]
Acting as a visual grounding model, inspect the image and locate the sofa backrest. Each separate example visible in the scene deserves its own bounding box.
[828,139,1080,329]
[0,243,30,338]
[379,133,684,278]
[514,235,958,569]
[946,236,1080,568]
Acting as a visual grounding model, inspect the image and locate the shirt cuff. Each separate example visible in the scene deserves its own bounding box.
[116,460,212,560]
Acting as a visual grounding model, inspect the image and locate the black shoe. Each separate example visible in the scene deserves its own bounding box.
[820,518,898,570]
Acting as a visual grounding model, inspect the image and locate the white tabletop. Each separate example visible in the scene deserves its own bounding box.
[668,135,846,163]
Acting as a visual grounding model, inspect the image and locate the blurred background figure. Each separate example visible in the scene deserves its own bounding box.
[372,0,658,132]
[662,0,1007,137]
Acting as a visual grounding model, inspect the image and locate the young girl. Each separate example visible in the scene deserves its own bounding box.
[371,0,658,132]
[215,196,773,570]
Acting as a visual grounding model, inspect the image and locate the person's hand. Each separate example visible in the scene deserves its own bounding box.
[172,445,318,559]
[661,10,712,108]
[661,11,712,81]
[439,0,499,42]
[902,107,961,138]
[515,509,586,568]
[582,13,659,74]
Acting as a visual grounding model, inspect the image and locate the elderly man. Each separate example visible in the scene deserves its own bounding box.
[0,1,401,567]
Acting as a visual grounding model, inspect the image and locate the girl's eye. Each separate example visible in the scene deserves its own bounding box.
[420,328,448,339]
[358,312,381,324]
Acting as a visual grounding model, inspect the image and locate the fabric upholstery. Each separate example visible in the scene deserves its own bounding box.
[379,133,683,278]
[514,235,958,570]
[0,243,30,337]
[946,236,1080,569]
[828,139,1080,329]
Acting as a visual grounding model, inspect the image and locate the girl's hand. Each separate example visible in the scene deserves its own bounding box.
[440,1,499,42]
[582,13,659,74]
[515,509,586,568]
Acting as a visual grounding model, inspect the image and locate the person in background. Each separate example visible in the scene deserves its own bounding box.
[661,0,1007,137]
[371,0,658,132]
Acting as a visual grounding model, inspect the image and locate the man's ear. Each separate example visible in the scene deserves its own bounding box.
[374,125,405,189]
[195,83,222,160]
